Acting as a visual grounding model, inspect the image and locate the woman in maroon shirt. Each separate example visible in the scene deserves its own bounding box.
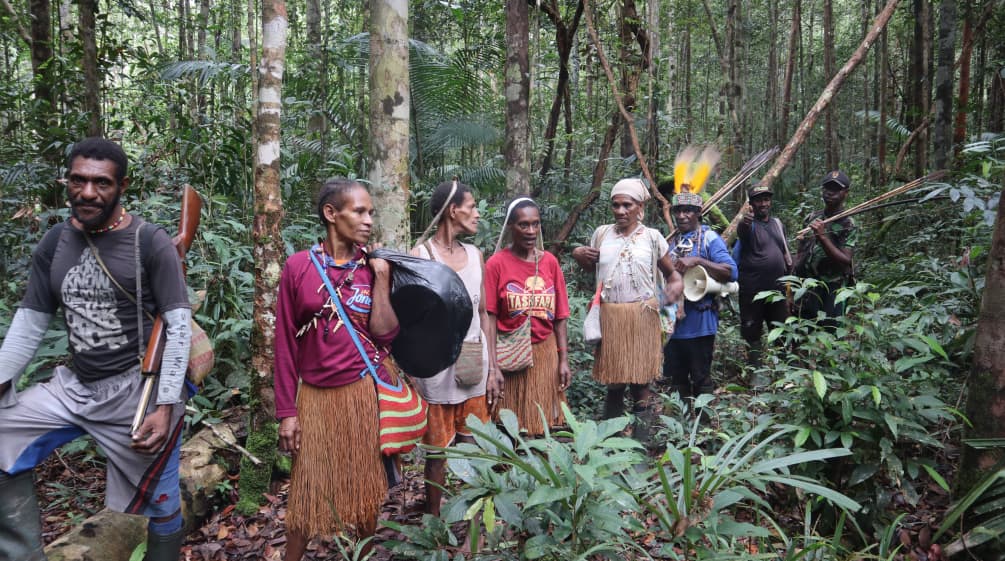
[485,198,571,435]
[273,179,399,561]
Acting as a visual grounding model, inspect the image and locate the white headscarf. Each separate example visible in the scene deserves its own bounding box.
[494,197,540,253]
[610,178,650,203]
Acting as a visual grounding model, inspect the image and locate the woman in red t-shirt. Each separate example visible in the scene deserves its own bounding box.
[485,198,571,435]
[274,179,399,561]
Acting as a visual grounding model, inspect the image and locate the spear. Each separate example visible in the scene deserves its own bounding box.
[794,170,947,240]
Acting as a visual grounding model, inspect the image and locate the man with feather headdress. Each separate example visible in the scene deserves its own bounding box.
[663,146,737,405]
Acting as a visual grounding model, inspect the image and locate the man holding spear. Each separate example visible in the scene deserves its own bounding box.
[0,138,191,561]
[793,170,857,325]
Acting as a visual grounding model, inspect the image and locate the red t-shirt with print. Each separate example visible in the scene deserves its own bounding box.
[485,248,570,344]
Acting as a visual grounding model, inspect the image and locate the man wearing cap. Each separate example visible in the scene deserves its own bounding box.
[664,190,737,405]
[734,183,792,374]
[793,170,857,324]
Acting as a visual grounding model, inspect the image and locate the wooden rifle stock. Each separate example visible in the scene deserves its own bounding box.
[130,185,202,435]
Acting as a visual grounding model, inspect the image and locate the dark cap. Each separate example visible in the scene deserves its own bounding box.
[821,170,850,190]
[747,183,773,199]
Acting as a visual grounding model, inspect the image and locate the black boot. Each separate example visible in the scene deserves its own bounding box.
[631,395,663,451]
[144,526,185,561]
[602,387,626,420]
[0,471,46,561]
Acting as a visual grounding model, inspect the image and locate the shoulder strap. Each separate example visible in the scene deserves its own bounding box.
[308,248,402,391]
[772,218,793,269]
[38,222,67,264]
[422,241,436,262]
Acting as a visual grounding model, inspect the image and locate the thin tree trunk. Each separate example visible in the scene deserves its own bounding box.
[369,0,410,248]
[954,2,973,152]
[909,0,931,175]
[239,0,286,516]
[537,0,583,179]
[148,0,163,54]
[780,0,799,144]
[766,0,779,147]
[823,0,838,169]
[933,0,957,170]
[306,0,325,137]
[551,111,620,252]
[723,0,902,241]
[959,176,1005,491]
[878,16,889,183]
[28,0,54,149]
[79,0,101,136]
[504,0,530,195]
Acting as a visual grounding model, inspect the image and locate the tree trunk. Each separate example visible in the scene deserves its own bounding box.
[878,17,889,183]
[369,0,410,248]
[505,0,530,196]
[305,0,324,137]
[932,0,956,169]
[766,0,779,147]
[28,0,54,144]
[780,0,800,145]
[823,0,838,169]
[537,0,583,180]
[619,0,647,158]
[238,0,286,516]
[723,0,902,241]
[959,177,1005,491]
[909,0,931,174]
[79,0,101,136]
[953,2,973,152]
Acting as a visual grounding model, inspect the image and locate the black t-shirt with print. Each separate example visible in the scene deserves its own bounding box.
[20,217,189,382]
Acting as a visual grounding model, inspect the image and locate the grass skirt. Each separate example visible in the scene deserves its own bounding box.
[286,378,387,538]
[591,300,663,385]
[495,333,565,435]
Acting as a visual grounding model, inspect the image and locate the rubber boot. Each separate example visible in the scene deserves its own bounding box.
[631,395,662,452]
[0,471,46,561]
[602,388,626,420]
[144,527,185,561]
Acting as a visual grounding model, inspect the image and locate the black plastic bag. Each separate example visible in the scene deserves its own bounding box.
[372,249,473,378]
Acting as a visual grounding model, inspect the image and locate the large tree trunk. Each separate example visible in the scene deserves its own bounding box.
[306,0,325,138]
[723,0,901,240]
[909,0,931,174]
[504,0,530,196]
[369,0,410,248]
[959,178,1005,490]
[79,0,101,136]
[932,0,957,170]
[238,0,286,515]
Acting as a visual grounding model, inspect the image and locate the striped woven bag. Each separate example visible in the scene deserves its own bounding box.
[374,368,428,455]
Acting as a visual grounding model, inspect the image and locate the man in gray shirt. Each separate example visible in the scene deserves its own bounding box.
[0,137,191,561]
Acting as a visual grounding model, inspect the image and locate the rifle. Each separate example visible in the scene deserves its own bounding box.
[130,185,202,435]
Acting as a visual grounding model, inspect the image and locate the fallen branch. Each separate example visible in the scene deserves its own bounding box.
[721,0,902,242]
[186,406,262,465]
[794,170,947,240]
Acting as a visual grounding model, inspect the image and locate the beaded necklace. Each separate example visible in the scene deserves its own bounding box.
[302,244,366,341]
[88,207,126,234]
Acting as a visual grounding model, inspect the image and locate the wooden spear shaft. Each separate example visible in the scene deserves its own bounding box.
[794,170,947,240]
[721,0,902,242]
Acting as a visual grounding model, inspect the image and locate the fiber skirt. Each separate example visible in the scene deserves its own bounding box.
[494,332,565,435]
[286,378,387,538]
[591,300,663,385]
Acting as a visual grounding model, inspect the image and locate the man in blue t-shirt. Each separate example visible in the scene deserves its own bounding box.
[663,191,737,403]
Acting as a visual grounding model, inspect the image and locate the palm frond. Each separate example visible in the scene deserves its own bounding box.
[160,60,250,86]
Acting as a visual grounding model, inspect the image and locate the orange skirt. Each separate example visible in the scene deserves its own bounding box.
[494,333,565,435]
[286,378,387,538]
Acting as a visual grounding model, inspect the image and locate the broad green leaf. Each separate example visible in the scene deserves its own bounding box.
[482,496,495,530]
[813,371,827,399]
[462,497,484,521]
[871,386,882,406]
[922,464,950,491]
[526,485,573,508]
[921,334,949,359]
[523,534,555,559]
[795,426,812,447]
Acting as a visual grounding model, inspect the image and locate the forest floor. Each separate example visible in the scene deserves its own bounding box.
[37,426,957,560]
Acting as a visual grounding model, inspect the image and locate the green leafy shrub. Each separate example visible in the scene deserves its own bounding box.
[761,280,958,529]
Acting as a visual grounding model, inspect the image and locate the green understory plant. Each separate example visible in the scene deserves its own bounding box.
[761,280,958,533]
[385,405,652,560]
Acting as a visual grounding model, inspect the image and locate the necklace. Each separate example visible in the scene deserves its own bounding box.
[89,208,126,234]
[433,237,458,254]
